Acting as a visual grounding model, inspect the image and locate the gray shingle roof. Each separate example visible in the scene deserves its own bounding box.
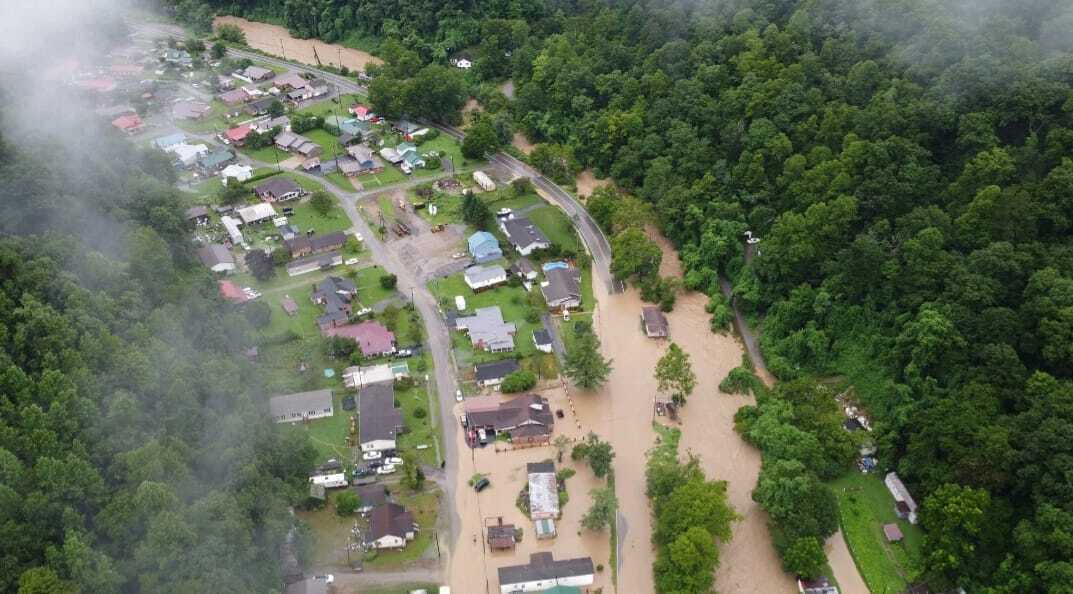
[501,216,550,250]
[497,553,594,587]
[269,389,332,419]
[541,267,582,306]
[475,359,520,382]
[358,383,403,445]
[198,243,234,267]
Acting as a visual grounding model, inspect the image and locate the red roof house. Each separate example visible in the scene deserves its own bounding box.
[77,78,117,93]
[324,320,396,357]
[218,280,249,304]
[111,114,144,134]
[225,124,252,145]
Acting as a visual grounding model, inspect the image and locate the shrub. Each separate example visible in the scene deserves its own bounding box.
[334,491,359,516]
[413,406,427,419]
[380,273,398,289]
[501,370,537,393]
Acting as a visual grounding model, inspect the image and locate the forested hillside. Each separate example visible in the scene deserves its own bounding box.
[173,0,1072,590]
[0,114,316,592]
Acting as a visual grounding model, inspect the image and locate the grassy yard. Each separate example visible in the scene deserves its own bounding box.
[352,265,397,306]
[304,128,346,159]
[528,204,582,252]
[285,391,353,463]
[831,472,924,593]
[357,166,408,190]
[414,134,470,174]
[242,144,291,164]
[428,273,544,366]
[395,360,440,466]
[295,505,356,568]
[324,170,358,191]
[173,100,234,134]
[295,95,364,120]
[377,194,399,224]
[363,490,441,570]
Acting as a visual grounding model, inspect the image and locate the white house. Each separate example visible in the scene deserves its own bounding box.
[269,389,334,423]
[220,215,244,245]
[236,203,278,225]
[497,553,594,593]
[473,170,496,191]
[501,216,551,256]
[463,264,508,291]
[367,503,415,550]
[455,58,473,69]
[221,163,253,185]
[169,142,209,167]
[358,383,403,452]
[197,244,236,273]
[308,473,347,488]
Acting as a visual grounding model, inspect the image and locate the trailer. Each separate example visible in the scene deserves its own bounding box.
[473,170,496,191]
[309,473,348,488]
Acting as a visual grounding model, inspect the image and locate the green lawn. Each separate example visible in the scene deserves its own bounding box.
[242,144,291,164]
[285,196,352,235]
[414,134,472,175]
[286,391,353,463]
[428,273,543,366]
[395,362,440,466]
[528,204,582,252]
[363,490,440,570]
[377,194,398,224]
[352,265,397,306]
[416,191,463,226]
[173,100,234,134]
[304,128,346,159]
[324,170,357,191]
[295,95,364,120]
[830,472,924,593]
[357,166,408,189]
[484,191,542,212]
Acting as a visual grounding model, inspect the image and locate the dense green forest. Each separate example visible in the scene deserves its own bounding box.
[158,0,1073,590]
[0,105,316,592]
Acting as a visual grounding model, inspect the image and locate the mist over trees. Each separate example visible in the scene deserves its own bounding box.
[0,99,315,594]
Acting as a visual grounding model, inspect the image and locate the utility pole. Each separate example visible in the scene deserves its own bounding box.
[279,39,286,61]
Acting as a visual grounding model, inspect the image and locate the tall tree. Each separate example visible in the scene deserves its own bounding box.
[655,343,697,405]
[563,330,612,390]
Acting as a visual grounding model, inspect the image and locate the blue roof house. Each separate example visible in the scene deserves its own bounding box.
[153,132,186,150]
[468,231,502,264]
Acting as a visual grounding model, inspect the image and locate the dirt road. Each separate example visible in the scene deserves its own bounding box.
[213,16,382,72]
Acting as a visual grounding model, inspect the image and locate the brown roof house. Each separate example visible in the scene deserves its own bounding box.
[353,484,388,514]
[286,231,346,258]
[464,394,554,444]
[487,520,517,551]
[641,306,669,338]
[254,177,304,202]
[366,503,415,549]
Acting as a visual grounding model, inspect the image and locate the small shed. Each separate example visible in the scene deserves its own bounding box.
[641,306,668,338]
[534,517,556,540]
[883,523,904,543]
[281,295,299,316]
[487,521,517,551]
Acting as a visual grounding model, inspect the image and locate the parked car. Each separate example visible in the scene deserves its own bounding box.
[385,457,403,465]
[473,477,490,492]
[460,414,468,428]
[477,428,488,446]
[395,348,413,358]
[313,575,334,584]
[362,450,382,461]
[376,464,396,475]
[455,389,463,402]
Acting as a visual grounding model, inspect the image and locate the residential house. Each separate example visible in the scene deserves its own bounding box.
[641,306,669,338]
[353,484,388,514]
[336,158,362,177]
[464,264,508,291]
[153,132,186,151]
[245,97,276,116]
[109,63,144,78]
[254,115,291,133]
[274,131,322,158]
[533,329,553,353]
[223,124,252,146]
[171,100,211,120]
[311,275,357,330]
[400,149,426,174]
[325,320,396,358]
[254,177,304,202]
[487,521,517,551]
[366,503,415,549]
[272,72,308,90]
[215,74,235,91]
[161,48,192,67]
[221,215,244,245]
[497,553,594,594]
[510,257,538,281]
[111,113,143,134]
[350,104,375,121]
[392,120,421,137]
[342,362,409,389]
[464,393,555,444]
[466,231,503,264]
[221,164,253,185]
[345,145,381,174]
[527,461,559,520]
[501,216,551,255]
[198,148,234,173]
[475,359,521,389]
[358,382,403,452]
[285,78,328,103]
[541,267,582,310]
[198,244,235,273]
[473,170,496,191]
[237,65,274,82]
[269,389,334,423]
[236,203,278,225]
[338,132,359,146]
[169,143,209,168]
[456,306,516,352]
[218,88,250,105]
[184,205,210,226]
[286,231,347,258]
[379,146,404,164]
[338,118,371,137]
[455,58,473,69]
[885,472,919,524]
[286,251,342,277]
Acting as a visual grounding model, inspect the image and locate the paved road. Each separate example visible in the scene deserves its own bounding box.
[718,277,775,385]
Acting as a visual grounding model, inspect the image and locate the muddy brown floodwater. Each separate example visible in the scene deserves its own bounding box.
[575,169,610,198]
[593,230,796,594]
[213,16,382,72]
